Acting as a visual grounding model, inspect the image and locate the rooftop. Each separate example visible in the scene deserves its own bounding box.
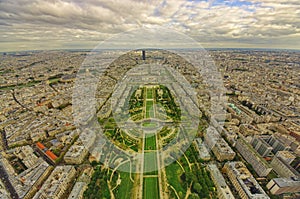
[273,177,300,187]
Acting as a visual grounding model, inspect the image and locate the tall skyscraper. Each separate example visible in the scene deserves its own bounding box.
[142,50,146,60]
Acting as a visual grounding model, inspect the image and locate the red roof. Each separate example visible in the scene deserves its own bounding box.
[264,157,272,161]
[36,142,46,150]
[45,150,58,161]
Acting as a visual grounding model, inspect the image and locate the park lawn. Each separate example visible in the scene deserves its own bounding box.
[146,110,154,118]
[142,122,158,128]
[144,134,156,150]
[146,88,153,99]
[165,161,186,196]
[114,171,134,199]
[143,177,159,199]
[146,101,154,118]
[144,152,158,174]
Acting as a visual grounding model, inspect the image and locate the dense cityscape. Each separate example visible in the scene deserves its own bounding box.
[0,49,299,199]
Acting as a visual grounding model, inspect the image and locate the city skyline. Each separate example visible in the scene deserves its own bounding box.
[1,0,300,52]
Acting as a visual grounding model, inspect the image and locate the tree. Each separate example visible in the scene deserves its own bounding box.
[91,161,98,167]
[186,172,197,183]
[189,193,200,199]
[192,182,202,194]
[180,173,186,181]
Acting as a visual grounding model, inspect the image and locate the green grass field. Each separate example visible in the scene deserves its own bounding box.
[145,134,156,150]
[144,152,158,173]
[143,177,159,199]
[142,122,158,128]
[165,161,186,196]
[146,88,153,99]
[114,171,134,199]
[146,101,154,118]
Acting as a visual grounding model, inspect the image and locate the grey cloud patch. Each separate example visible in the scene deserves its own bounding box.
[0,21,10,26]
[0,0,299,51]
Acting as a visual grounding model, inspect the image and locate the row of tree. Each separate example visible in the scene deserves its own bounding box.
[83,166,111,199]
[180,145,216,198]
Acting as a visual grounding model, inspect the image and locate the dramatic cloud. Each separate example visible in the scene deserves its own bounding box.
[0,0,299,51]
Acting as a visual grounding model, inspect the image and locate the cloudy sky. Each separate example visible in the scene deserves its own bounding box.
[0,0,299,51]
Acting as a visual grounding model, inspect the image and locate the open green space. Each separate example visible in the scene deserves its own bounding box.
[165,161,186,197]
[129,89,144,115]
[143,177,159,199]
[155,85,181,122]
[84,166,111,199]
[144,152,158,175]
[114,171,134,199]
[165,146,217,199]
[144,134,156,150]
[146,101,154,118]
[85,162,135,199]
[146,88,153,99]
[142,122,158,128]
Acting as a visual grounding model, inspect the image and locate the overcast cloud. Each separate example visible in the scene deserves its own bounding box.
[0,0,299,51]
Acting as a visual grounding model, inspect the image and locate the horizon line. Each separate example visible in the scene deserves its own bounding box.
[2,47,300,54]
